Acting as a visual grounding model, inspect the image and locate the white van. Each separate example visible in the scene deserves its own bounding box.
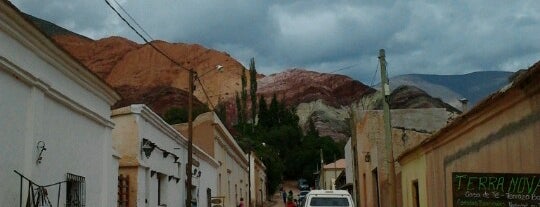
[301,190,354,207]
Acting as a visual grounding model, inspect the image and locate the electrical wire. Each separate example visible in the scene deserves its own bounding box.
[370,61,380,88]
[105,0,225,109]
[196,78,216,110]
[103,0,190,72]
[327,64,358,74]
[110,0,154,42]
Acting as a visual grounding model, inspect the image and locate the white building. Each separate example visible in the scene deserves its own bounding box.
[0,1,121,206]
[174,112,252,207]
[112,105,219,207]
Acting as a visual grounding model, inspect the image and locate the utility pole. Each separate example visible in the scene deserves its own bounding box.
[186,69,195,207]
[349,107,361,204]
[248,151,251,207]
[320,148,324,189]
[378,49,397,206]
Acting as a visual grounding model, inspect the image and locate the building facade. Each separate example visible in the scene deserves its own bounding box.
[249,151,267,207]
[398,62,540,206]
[346,108,450,207]
[321,159,346,190]
[112,105,219,207]
[174,112,265,207]
[0,1,121,206]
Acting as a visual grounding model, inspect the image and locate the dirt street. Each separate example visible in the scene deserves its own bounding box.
[267,180,300,207]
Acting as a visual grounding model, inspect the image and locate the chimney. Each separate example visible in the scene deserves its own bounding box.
[459,98,469,113]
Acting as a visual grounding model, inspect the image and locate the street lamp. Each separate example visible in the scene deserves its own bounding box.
[186,65,223,207]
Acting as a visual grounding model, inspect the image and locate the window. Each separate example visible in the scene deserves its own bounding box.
[412,180,420,207]
[309,197,349,206]
[66,173,85,207]
[157,173,167,206]
[372,168,380,207]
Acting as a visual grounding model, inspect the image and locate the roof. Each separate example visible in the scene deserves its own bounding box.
[398,60,540,161]
[323,159,346,169]
[1,0,120,104]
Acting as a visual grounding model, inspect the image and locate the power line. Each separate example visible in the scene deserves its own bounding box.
[103,0,190,73]
[196,78,216,110]
[369,61,380,88]
[110,0,153,41]
[327,64,358,74]
[105,0,222,110]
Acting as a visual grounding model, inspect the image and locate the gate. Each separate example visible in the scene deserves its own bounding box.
[118,174,129,207]
[14,170,66,207]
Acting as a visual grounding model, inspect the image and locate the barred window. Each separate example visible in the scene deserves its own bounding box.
[66,173,86,207]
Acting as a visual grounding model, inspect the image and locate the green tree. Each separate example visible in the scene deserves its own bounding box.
[241,67,248,124]
[215,101,227,124]
[163,105,209,125]
[249,58,258,126]
[257,95,269,128]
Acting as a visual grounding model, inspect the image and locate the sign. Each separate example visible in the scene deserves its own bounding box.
[210,196,225,207]
[452,172,540,207]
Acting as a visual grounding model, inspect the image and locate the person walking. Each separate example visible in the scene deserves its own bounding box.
[287,190,293,202]
[286,197,297,207]
[239,197,245,207]
[282,190,287,204]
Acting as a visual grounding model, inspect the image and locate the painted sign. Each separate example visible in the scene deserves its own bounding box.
[452,172,540,207]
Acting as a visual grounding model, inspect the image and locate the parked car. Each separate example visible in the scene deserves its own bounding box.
[302,190,354,207]
[297,178,309,190]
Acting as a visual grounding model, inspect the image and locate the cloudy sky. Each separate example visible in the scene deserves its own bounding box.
[10,0,540,84]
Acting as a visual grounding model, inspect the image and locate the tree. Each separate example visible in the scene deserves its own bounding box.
[268,94,279,127]
[257,95,269,128]
[215,101,227,124]
[249,58,258,126]
[235,91,243,125]
[163,105,209,125]
[240,67,248,124]
[164,107,187,124]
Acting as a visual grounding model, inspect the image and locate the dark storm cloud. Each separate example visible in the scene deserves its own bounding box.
[10,0,540,83]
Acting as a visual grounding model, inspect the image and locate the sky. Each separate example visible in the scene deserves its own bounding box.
[10,0,540,84]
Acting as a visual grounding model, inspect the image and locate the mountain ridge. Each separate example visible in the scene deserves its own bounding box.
[26,14,463,141]
[386,71,513,109]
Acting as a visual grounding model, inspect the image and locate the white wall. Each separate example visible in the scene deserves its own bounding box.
[214,136,249,207]
[194,155,219,207]
[0,5,119,206]
[112,105,220,207]
[112,105,187,207]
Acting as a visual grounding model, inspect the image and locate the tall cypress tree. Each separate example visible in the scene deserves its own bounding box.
[249,58,258,126]
[240,67,247,124]
[269,93,279,126]
[258,95,268,127]
[235,91,243,125]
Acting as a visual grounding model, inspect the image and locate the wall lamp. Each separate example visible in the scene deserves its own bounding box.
[141,139,156,158]
[36,141,46,164]
[193,169,202,178]
[364,152,371,162]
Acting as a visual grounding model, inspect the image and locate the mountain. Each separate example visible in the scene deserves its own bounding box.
[256,69,376,141]
[257,69,375,108]
[386,71,514,109]
[26,14,459,141]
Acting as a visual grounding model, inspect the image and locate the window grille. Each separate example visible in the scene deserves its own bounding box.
[66,173,85,207]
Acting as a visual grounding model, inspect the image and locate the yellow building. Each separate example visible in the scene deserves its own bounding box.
[398,61,540,206]
[348,108,450,207]
[112,105,219,207]
[321,159,346,190]
[175,112,266,207]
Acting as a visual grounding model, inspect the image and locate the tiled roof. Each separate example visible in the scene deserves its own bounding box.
[323,158,346,169]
